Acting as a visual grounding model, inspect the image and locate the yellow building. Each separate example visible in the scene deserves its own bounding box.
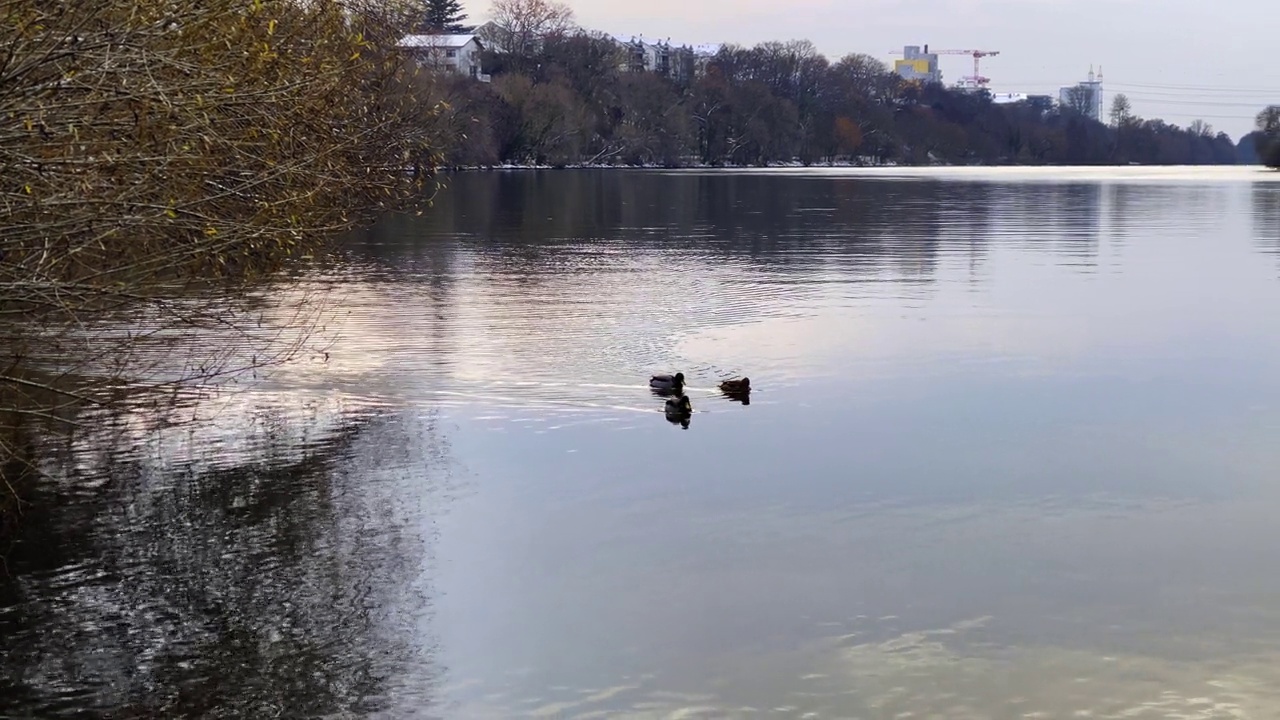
[895,45,941,84]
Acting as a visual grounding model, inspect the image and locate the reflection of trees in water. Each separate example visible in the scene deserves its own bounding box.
[0,268,334,402]
[367,171,1010,282]
[349,175,1008,376]
[1253,184,1280,265]
[0,401,449,718]
[371,175,1280,285]
[373,173,1167,281]
[0,276,336,546]
[983,184,1101,264]
[1108,183,1151,243]
[1056,184,1103,246]
[340,216,459,380]
[343,173,1197,382]
[1109,184,1231,246]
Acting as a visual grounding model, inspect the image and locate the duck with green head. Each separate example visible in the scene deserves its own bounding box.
[650,372,685,392]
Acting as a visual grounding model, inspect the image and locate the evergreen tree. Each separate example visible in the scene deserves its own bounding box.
[424,0,467,32]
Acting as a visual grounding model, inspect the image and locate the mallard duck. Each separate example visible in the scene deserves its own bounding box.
[665,394,692,416]
[650,372,685,391]
[719,377,750,393]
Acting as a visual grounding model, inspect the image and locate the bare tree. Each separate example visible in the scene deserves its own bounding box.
[1109,93,1134,127]
[833,53,895,103]
[1188,119,1213,137]
[0,0,451,489]
[833,117,863,157]
[493,74,590,164]
[1260,106,1280,169]
[1258,106,1280,135]
[1063,85,1096,117]
[482,0,575,57]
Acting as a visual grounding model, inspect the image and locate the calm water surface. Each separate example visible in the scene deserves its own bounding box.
[4,167,1280,718]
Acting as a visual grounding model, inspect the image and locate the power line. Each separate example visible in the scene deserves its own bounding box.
[1145,114,1259,121]
[998,78,1280,95]
[1112,112,1259,121]
[996,86,1279,103]
[1119,95,1271,108]
[1107,86,1278,99]
[1105,81,1280,94]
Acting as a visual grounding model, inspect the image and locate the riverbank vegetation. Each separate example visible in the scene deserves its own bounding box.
[429,0,1243,168]
[0,0,447,501]
[1255,106,1280,169]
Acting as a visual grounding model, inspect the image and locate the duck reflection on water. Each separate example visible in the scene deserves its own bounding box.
[664,394,692,429]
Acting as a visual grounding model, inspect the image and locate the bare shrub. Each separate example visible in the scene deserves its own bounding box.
[0,0,449,497]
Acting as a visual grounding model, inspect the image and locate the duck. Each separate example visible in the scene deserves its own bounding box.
[650,372,685,391]
[664,394,693,416]
[718,377,750,393]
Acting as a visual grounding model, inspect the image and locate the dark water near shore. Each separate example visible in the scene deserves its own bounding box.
[4,167,1280,718]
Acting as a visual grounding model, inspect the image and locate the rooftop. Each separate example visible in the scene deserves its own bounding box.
[398,34,479,49]
[604,33,721,55]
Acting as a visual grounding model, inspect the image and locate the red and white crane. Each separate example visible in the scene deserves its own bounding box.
[932,49,1001,88]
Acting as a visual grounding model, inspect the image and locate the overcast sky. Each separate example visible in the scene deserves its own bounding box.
[461,0,1278,139]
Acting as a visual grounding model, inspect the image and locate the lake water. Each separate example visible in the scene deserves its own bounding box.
[4,167,1280,718]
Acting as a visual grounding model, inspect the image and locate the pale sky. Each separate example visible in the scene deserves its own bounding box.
[462,0,1279,139]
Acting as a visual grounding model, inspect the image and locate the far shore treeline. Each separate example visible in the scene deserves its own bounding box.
[430,0,1280,170]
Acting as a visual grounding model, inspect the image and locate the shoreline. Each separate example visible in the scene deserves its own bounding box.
[435,162,1278,175]
[439,159,1266,172]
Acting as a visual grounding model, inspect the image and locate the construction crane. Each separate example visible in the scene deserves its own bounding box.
[932,49,1001,87]
[887,46,1001,88]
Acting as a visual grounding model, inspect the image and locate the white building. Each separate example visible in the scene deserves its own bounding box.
[991,92,1028,105]
[692,43,722,76]
[608,34,721,82]
[617,36,665,73]
[1058,67,1104,121]
[398,34,490,82]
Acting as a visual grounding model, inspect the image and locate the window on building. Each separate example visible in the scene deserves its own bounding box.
[446,49,457,58]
